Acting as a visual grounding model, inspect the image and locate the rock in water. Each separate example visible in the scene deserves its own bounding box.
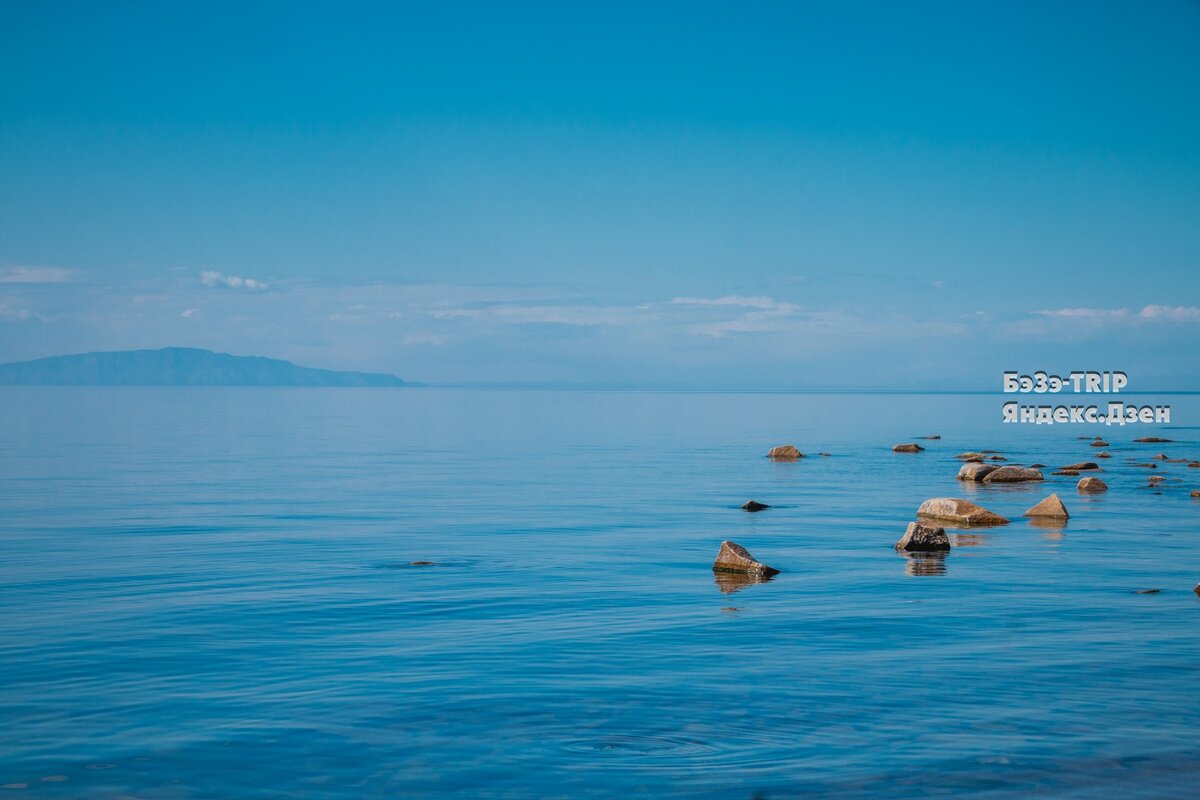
[981,466,1044,483]
[1191,490,1200,498]
[917,498,1010,526]
[1097,452,1111,458]
[766,445,803,460]
[1091,440,1109,447]
[742,500,770,512]
[1024,494,1069,519]
[1078,477,1108,493]
[957,462,998,481]
[713,540,780,575]
[1134,437,1173,443]
[892,443,925,453]
[1061,462,1100,471]
[956,452,985,460]
[895,522,951,552]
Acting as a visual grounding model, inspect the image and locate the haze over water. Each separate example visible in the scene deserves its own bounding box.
[2,387,1199,798]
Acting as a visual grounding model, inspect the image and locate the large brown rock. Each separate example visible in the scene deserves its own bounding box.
[1024,493,1069,519]
[1078,477,1108,493]
[895,522,951,552]
[957,462,998,481]
[766,445,803,460]
[892,443,925,453]
[713,540,780,575]
[917,498,1010,526]
[1060,462,1100,471]
[981,466,1044,483]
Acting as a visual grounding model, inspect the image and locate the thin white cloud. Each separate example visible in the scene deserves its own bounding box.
[670,295,781,309]
[0,266,75,283]
[1138,304,1200,321]
[1033,307,1130,319]
[200,270,268,291]
[181,308,199,318]
[0,301,41,321]
[1032,305,1200,323]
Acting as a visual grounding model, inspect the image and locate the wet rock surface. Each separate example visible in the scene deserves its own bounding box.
[1024,493,1069,519]
[917,497,1010,526]
[981,466,1044,483]
[892,443,925,453]
[957,462,998,481]
[1078,477,1109,493]
[895,522,951,552]
[713,540,780,575]
[766,444,803,460]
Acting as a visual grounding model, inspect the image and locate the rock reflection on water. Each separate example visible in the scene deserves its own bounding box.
[900,551,949,576]
[713,571,775,594]
[1026,517,1067,539]
[948,532,990,547]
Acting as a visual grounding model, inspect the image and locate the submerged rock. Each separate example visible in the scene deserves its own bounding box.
[1097,452,1111,458]
[1029,463,1046,468]
[742,500,770,512]
[1148,476,1166,485]
[1024,493,1069,520]
[1134,589,1161,595]
[1134,437,1173,443]
[895,522,951,552]
[956,452,985,460]
[989,455,1008,461]
[1061,462,1100,471]
[818,452,832,457]
[767,444,803,460]
[917,497,1010,526]
[957,462,998,481]
[922,434,942,440]
[981,466,1044,483]
[1052,469,1079,476]
[1133,463,1158,469]
[713,540,780,576]
[892,443,925,453]
[1078,477,1108,493]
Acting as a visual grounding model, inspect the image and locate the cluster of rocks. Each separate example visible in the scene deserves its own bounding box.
[721,437,1198,590]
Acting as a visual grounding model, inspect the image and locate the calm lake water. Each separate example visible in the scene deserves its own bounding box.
[1,388,1199,798]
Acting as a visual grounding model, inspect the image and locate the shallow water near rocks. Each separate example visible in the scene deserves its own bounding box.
[1,387,1199,798]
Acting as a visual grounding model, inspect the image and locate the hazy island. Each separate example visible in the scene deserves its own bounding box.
[0,347,408,387]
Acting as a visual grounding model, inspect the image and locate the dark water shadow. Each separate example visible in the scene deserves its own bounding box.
[900,551,948,576]
[713,571,776,594]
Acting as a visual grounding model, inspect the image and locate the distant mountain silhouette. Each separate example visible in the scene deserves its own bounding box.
[0,347,408,386]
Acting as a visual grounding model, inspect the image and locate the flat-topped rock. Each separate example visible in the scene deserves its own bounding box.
[917,497,1010,526]
[1078,477,1108,493]
[766,445,803,460]
[1091,440,1109,447]
[1052,469,1079,476]
[895,522,951,552]
[1061,462,1100,471]
[1134,437,1173,443]
[957,462,998,481]
[956,452,985,460]
[713,540,780,575]
[742,500,770,512]
[981,466,1044,483]
[1024,493,1069,519]
[892,443,925,453]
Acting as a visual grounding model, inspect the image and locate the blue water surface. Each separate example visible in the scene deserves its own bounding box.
[1,388,1198,798]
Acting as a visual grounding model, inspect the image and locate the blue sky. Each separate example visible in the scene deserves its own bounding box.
[1,0,1198,387]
